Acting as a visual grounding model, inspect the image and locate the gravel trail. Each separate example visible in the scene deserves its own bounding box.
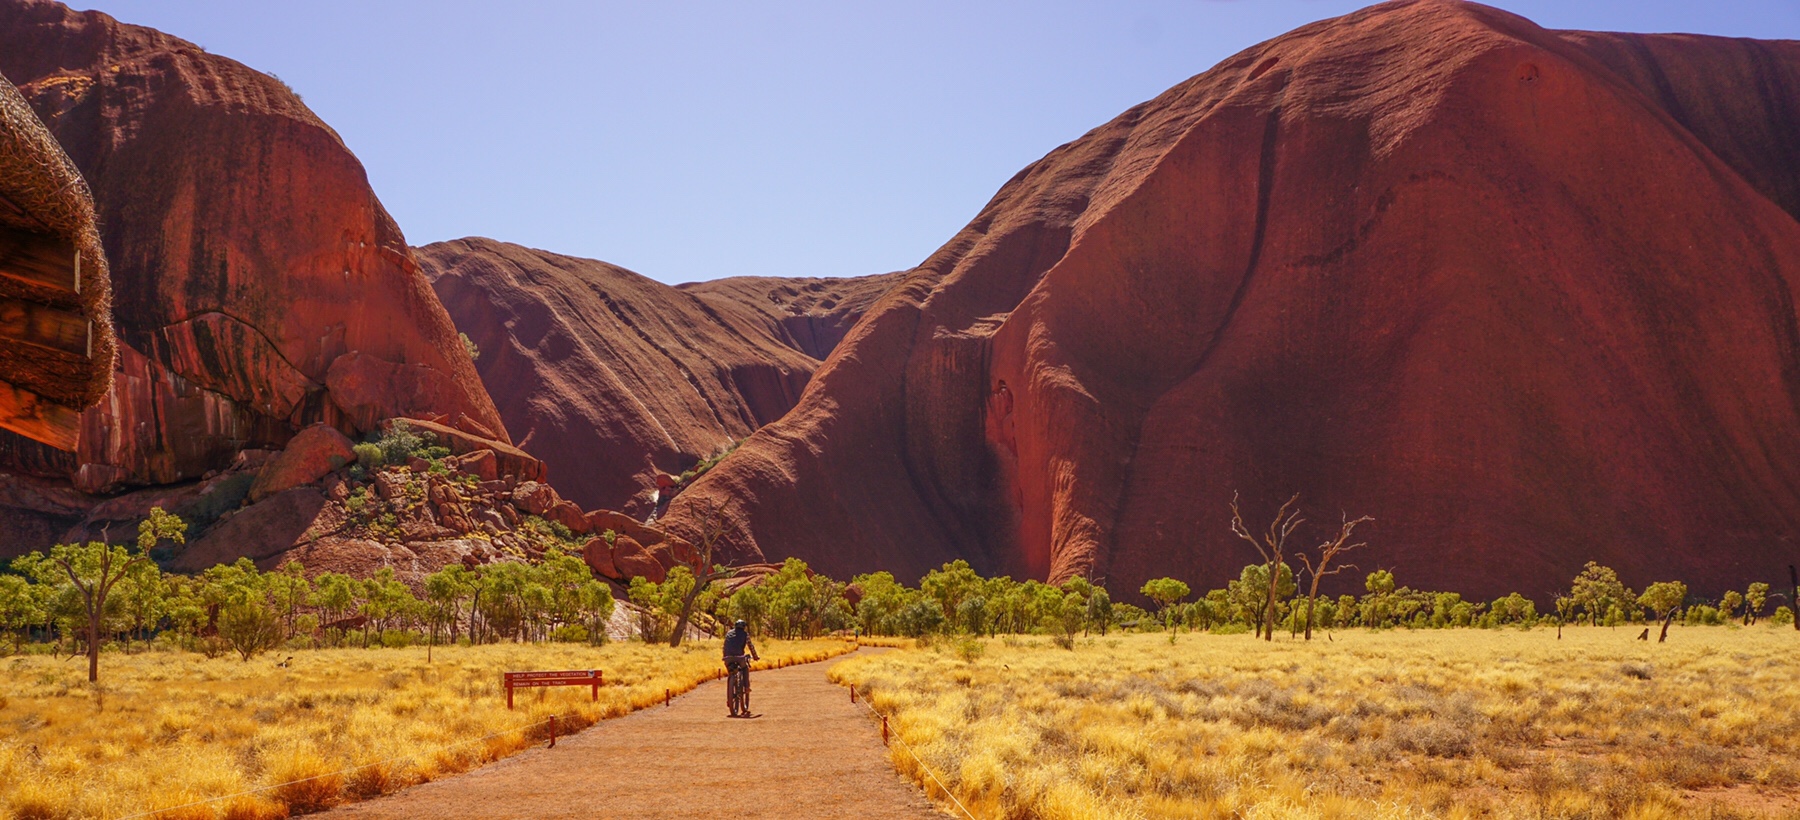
[322,648,947,819]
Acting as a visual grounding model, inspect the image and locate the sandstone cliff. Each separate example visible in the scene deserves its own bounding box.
[0,0,506,501]
[420,237,898,514]
[663,0,1800,600]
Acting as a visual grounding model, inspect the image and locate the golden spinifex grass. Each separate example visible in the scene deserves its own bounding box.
[1,639,851,819]
[830,628,1800,819]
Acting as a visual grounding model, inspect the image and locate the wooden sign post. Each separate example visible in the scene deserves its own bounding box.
[503,669,603,710]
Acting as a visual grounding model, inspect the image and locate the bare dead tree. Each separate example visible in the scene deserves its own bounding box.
[668,499,740,648]
[1230,492,1303,641]
[1296,512,1373,641]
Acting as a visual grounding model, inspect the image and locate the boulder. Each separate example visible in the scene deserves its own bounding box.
[610,535,664,584]
[373,470,406,501]
[247,424,355,503]
[583,508,696,572]
[511,481,559,516]
[455,449,499,482]
[582,536,617,579]
[545,500,590,535]
[474,508,509,533]
[173,487,329,572]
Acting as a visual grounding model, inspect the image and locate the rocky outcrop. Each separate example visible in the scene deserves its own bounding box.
[418,237,898,515]
[0,0,505,495]
[247,424,354,502]
[664,0,1800,600]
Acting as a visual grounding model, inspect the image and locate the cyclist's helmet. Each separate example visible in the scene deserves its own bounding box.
[734,619,748,630]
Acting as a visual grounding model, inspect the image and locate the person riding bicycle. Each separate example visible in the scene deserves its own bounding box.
[723,619,759,716]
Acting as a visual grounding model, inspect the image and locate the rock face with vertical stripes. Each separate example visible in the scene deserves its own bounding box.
[662,0,1800,600]
[0,0,505,499]
[419,237,898,515]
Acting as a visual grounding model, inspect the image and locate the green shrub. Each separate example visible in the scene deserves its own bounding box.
[372,421,423,465]
[1772,606,1795,627]
[352,442,384,470]
[551,624,590,643]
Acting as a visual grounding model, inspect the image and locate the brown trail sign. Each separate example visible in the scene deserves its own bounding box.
[504,669,602,710]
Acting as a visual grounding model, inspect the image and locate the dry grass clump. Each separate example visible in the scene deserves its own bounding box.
[830,628,1800,819]
[0,639,850,818]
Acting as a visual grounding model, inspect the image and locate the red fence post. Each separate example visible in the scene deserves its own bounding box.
[665,688,671,707]
[547,714,557,748]
[505,674,514,710]
[850,686,856,704]
[881,715,889,746]
[591,670,600,702]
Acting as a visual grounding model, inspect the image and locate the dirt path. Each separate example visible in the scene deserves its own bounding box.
[323,648,947,819]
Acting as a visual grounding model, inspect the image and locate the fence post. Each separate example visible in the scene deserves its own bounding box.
[881,715,889,746]
[547,714,557,748]
[505,675,514,710]
[665,688,671,707]
[591,670,600,702]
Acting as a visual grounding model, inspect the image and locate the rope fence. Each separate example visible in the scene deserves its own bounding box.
[116,714,561,820]
[846,683,978,820]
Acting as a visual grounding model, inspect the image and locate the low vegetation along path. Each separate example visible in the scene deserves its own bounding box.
[324,648,947,819]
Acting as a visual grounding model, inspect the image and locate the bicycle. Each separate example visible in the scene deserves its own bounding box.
[725,654,753,717]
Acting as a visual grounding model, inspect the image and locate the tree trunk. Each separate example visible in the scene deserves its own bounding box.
[1262,563,1279,641]
[1791,565,1799,632]
[668,573,720,648]
[1658,607,1677,642]
[87,606,101,683]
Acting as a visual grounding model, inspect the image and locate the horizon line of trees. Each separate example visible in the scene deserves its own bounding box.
[0,508,618,681]
[4,506,1795,683]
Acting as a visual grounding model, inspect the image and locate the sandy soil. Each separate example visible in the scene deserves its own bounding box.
[322,648,947,819]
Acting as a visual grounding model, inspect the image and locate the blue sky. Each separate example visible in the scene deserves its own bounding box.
[85,1,1800,284]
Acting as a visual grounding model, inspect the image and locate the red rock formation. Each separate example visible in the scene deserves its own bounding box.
[665,0,1800,600]
[419,237,897,514]
[0,0,505,497]
[247,424,354,503]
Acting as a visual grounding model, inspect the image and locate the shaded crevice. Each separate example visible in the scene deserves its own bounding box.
[1094,105,1284,585]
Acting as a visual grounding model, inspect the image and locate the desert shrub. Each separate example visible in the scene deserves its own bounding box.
[955,636,985,661]
[1619,661,1654,680]
[552,624,590,643]
[1390,717,1476,757]
[351,441,383,471]
[1773,606,1795,626]
[1685,604,1723,626]
[219,597,282,662]
[367,420,450,465]
[520,516,579,547]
